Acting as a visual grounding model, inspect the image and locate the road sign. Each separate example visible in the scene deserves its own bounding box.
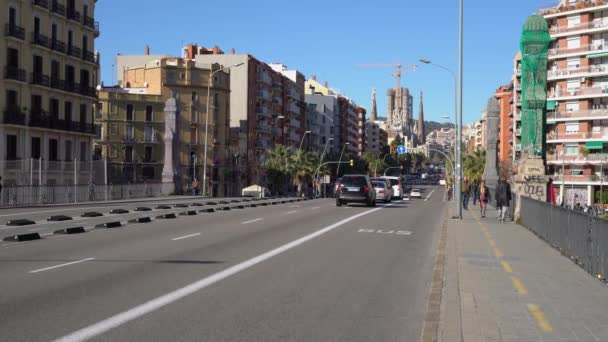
[397,145,407,154]
[430,163,435,169]
[321,175,331,184]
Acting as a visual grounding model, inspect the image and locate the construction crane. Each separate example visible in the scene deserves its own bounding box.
[355,63,417,90]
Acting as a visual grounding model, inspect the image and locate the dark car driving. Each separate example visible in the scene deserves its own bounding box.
[336,174,376,207]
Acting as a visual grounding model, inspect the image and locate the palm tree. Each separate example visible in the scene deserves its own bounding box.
[265,145,295,194]
[293,151,318,196]
[463,148,486,182]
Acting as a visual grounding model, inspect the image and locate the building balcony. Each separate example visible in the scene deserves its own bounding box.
[5,24,25,40]
[255,106,271,118]
[552,174,608,184]
[549,19,608,38]
[548,86,608,100]
[287,102,300,114]
[31,32,51,48]
[288,132,300,141]
[540,1,608,18]
[548,43,608,59]
[51,1,66,16]
[83,50,96,64]
[547,153,608,164]
[50,39,66,53]
[30,72,50,87]
[547,64,608,80]
[3,109,26,125]
[256,89,272,101]
[67,10,81,23]
[4,66,26,82]
[288,118,301,128]
[255,140,271,149]
[547,109,608,122]
[256,73,272,85]
[83,15,100,37]
[32,0,49,9]
[28,112,95,134]
[67,45,82,58]
[256,122,272,134]
[547,131,608,142]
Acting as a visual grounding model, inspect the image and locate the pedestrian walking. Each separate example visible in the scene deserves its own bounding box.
[88,180,96,201]
[546,178,556,206]
[472,180,480,205]
[462,179,471,210]
[192,179,200,196]
[479,180,491,218]
[495,178,512,221]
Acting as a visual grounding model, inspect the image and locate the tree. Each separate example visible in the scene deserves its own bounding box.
[412,153,426,170]
[264,145,295,193]
[293,151,319,196]
[463,148,486,182]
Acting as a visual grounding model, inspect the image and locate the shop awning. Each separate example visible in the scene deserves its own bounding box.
[585,141,604,150]
[546,100,557,110]
[587,52,608,59]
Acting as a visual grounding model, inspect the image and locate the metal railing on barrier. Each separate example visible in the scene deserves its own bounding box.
[520,196,608,280]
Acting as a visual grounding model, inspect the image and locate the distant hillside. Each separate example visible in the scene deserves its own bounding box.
[425,121,453,132]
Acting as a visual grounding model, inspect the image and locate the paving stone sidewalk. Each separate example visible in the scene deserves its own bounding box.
[439,206,608,342]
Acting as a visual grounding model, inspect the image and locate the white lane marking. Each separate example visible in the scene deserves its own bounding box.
[241,218,263,225]
[424,190,435,202]
[51,201,400,342]
[289,205,300,208]
[311,206,321,210]
[287,211,297,214]
[29,258,95,274]
[40,233,53,236]
[171,233,201,241]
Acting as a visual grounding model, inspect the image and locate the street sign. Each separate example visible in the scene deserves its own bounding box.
[321,175,331,184]
[397,145,407,154]
[430,164,435,169]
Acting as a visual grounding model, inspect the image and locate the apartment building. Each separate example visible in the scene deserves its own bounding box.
[364,120,388,154]
[338,96,363,156]
[541,0,608,206]
[94,89,164,183]
[193,47,306,186]
[0,0,100,186]
[106,55,232,196]
[305,77,340,154]
[495,84,513,162]
[511,52,523,161]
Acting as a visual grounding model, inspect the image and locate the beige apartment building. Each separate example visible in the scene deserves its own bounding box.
[541,0,608,206]
[98,54,232,196]
[0,0,99,187]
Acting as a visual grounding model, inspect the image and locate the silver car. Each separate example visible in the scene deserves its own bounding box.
[372,181,392,203]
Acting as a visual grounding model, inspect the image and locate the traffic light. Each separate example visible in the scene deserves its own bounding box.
[349,159,354,167]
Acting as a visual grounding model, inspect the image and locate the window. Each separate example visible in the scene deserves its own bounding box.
[6,134,17,160]
[8,7,16,28]
[7,47,18,67]
[145,105,153,121]
[567,56,580,69]
[80,104,87,125]
[80,141,87,161]
[565,101,579,112]
[51,23,57,42]
[570,166,584,176]
[67,30,73,48]
[110,103,117,115]
[565,144,579,155]
[190,127,197,144]
[593,120,601,133]
[31,137,41,159]
[109,145,117,158]
[82,35,88,53]
[65,140,72,161]
[51,60,60,81]
[566,122,579,134]
[6,90,18,110]
[566,79,580,91]
[125,146,133,162]
[126,104,134,121]
[144,146,153,162]
[144,125,154,143]
[110,122,118,135]
[126,124,135,140]
[49,139,58,161]
[64,101,72,122]
[567,15,581,28]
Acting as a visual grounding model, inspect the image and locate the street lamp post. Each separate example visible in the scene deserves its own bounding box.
[298,131,312,155]
[203,62,244,198]
[316,137,334,197]
[336,142,350,177]
[272,115,285,147]
[419,56,460,218]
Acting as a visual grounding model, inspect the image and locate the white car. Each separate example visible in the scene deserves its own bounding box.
[410,189,422,198]
[371,181,392,203]
[380,176,404,199]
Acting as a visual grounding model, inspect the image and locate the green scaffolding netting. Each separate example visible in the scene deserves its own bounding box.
[520,15,551,157]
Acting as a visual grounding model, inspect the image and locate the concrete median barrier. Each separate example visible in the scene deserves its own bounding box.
[191,202,205,207]
[221,206,231,211]
[219,200,230,204]
[53,227,86,235]
[155,205,171,209]
[128,217,152,224]
[179,211,197,216]
[174,204,189,208]
[135,207,152,211]
[95,221,122,228]
[6,219,36,226]
[3,233,41,242]
[82,212,103,217]
[200,208,215,213]
[156,213,177,219]
[109,209,129,214]
[234,205,245,209]
[47,215,73,222]
[206,201,218,205]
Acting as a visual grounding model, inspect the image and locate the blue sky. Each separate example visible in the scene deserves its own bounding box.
[96,0,550,125]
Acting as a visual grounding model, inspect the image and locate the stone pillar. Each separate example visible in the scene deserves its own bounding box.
[483,97,499,190]
[161,96,179,195]
[588,185,593,206]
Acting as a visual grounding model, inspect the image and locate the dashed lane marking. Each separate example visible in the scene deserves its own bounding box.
[29,258,95,274]
[527,304,553,332]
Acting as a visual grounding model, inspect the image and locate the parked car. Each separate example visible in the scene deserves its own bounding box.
[372,181,392,203]
[370,177,394,199]
[336,174,376,207]
[381,176,404,199]
[410,188,422,198]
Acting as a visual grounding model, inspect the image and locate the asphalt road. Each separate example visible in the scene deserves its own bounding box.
[0,186,445,342]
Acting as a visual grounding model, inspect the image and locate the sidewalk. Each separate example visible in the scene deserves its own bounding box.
[440,206,608,342]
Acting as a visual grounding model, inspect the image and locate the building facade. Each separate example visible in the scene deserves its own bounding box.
[194,48,306,186]
[540,0,608,206]
[511,52,523,162]
[495,84,513,163]
[1,0,100,187]
[364,120,388,154]
[305,89,339,156]
[386,87,413,137]
[108,56,232,196]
